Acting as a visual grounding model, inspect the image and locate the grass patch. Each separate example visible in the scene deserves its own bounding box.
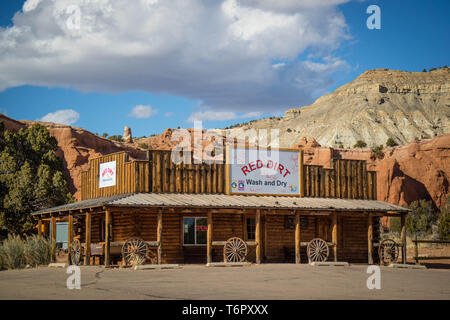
[2,235,26,269]
[24,235,52,267]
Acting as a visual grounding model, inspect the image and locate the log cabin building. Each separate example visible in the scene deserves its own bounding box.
[32,149,409,266]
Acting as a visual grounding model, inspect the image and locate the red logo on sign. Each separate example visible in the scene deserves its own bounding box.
[102,167,114,177]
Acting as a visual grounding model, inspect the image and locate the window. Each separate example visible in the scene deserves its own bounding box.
[284,216,295,229]
[246,218,255,240]
[183,217,207,245]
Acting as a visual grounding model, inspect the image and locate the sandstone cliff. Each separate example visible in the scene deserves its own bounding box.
[224,68,450,148]
[291,134,449,209]
[0,114,147,200]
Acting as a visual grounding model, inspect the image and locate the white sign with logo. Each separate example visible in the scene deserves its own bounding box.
[228,148,301,196]
[99,161,117,188]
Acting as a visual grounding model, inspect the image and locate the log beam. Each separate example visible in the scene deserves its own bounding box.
[207,211,213,264]
[332,212,338,262]
[51,215,56,262]
[84,212,91,265]
[68,214,73,265]
[368,213,374,264]
[299,150,305,197]
[157,209,163,264]
[37,219,42,238]
[401,214,407,264]
[295,212,301,264]
[105,209,111,267]
[255,209,261,264]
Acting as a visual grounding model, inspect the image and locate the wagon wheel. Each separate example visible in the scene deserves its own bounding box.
[146,248,158,265]
[224,237,248,263]
[307,238,329,263]
[70,239,82,265]
[378,239,399,265]
[122,237,148,266]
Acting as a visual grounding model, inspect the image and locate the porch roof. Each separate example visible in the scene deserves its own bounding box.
[32,192,409,216]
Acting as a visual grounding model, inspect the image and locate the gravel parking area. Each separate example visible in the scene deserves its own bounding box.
[0,264,449,300]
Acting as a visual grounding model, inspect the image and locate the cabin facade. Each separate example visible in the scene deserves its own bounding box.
[32,149,409,266]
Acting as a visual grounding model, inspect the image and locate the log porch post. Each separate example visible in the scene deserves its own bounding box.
[332,212,338,262]
[299,150,305,197]
[85,212,91,265]
[207,211,212,264]
[255,209,261,264]
[37,218,42,238]
[401,214,407,264]
[157,209,163,264]
[50,215,56,262]
[368,213,374,264]
[68,214,73,264]
[105,209,111,267]
[295,212,301,264]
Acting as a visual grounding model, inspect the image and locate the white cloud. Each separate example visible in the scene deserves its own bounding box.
[164,111,174,117]
[129,105,157,119]
[187,110,262,123]
[0,0,350,113]
[39,109,80,125]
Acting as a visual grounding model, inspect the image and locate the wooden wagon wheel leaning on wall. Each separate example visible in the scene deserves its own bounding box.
[378,239,399,266]
[122,237,149,266]
[70,239,82,265]
[307,238,329,263]
[224,237,248,263]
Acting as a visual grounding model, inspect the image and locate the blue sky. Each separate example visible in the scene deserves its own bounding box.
[0,0,448,138]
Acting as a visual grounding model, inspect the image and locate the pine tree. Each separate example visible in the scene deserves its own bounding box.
[0,123,75,236]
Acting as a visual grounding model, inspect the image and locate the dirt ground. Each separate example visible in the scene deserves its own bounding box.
[0,263,449,300]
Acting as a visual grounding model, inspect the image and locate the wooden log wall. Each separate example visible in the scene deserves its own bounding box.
[150,150,226,194]
[211,213,249,263]
[81,152,150,200]
[81,151,377,201]
[342,216,370,263]
[304,159,377,199]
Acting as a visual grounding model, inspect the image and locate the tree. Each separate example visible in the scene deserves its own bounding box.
[353,140,367,148]
[439,197,450,240]
[108,135,123,142]
[371,145,384,160]
[0,123,74,236]
[406,200,438,237]
[386,138,398,147]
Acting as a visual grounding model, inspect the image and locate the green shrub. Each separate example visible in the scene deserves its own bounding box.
[389,217,402,233]
[0,245,5,270]
[108,135,123,142]
[406,200,438,237]
[2,234,25,269]
[371,145,384,160]
[24,235,52,266]
[439,197,450,240]
[386,138,398,147]
[138,143,149,150]
[353,140,367,148]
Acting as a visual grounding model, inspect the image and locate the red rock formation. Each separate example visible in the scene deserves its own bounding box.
[292,134,449,209]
